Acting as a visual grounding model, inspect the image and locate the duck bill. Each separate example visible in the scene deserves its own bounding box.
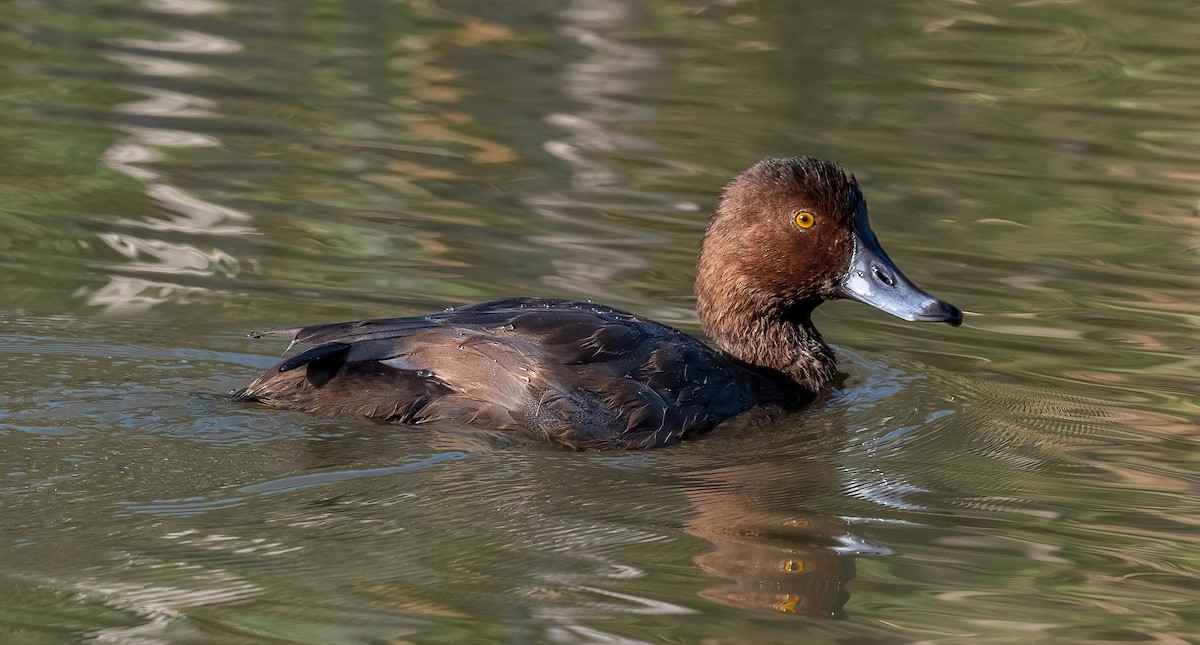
[837,211,962,326]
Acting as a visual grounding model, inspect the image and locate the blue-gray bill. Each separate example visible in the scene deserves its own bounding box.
[838,208,963,326]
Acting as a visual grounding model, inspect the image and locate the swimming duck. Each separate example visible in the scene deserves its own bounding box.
[232,157,961,449]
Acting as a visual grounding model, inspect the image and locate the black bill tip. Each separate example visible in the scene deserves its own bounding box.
[918,299,963,327]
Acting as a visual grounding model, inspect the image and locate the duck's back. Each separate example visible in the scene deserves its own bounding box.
[232,297,767,448]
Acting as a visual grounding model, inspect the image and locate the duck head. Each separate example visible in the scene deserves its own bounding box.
[696,157,960,381]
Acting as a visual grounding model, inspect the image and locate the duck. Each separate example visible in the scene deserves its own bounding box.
[232,157,961,449]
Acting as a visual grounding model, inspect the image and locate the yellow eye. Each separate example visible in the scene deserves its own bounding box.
[794,211,816,229]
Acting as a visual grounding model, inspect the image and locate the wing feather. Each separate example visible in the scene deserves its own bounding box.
[235,297,765,448]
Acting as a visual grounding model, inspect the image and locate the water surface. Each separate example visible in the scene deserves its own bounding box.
[2,0,1198,642]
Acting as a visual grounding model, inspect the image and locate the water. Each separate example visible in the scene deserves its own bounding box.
[2,0,1198,642]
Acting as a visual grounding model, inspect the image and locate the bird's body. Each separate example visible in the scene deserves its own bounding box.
[233,157,961,449]
[233,297,786,448]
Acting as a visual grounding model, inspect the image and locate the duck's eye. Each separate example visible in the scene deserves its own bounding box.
[794,211,816,229]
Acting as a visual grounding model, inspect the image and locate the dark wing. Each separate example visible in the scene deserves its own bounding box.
[233,297,761,448]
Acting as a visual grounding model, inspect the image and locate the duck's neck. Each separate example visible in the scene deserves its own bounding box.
[696,292,837,394]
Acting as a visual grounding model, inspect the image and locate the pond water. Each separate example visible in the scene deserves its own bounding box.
[2,0,1198,642]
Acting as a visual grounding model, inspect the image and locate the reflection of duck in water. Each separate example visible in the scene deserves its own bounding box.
[692,509,862,618]
[677,439,897,619]
[233,157,960,448]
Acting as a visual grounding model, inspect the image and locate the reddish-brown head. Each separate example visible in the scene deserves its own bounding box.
[696,157,960,357]
[697,157,863,319]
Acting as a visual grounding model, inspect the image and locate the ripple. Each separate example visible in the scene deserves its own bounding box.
[109,30,243,55]
[238,451,475,496]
